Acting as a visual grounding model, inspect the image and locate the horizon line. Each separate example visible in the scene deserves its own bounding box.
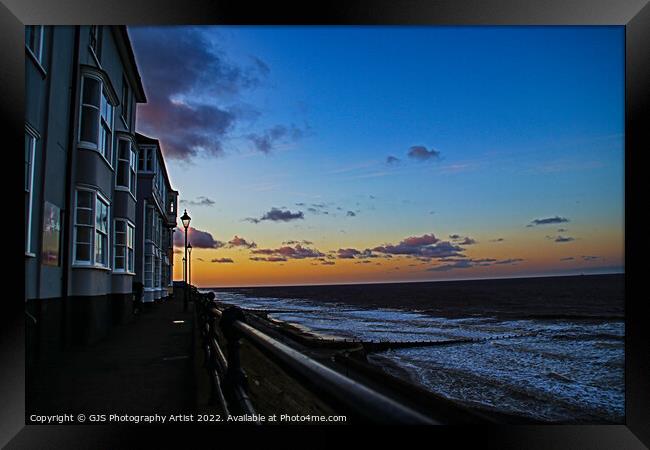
[191,270,624,290]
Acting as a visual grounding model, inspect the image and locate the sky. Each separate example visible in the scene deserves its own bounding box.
[129,26,624,287]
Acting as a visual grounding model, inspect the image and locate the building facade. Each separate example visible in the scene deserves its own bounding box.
[25,25,178,354]
[135,133,178,303]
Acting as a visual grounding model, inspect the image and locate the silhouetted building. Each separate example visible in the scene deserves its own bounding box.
[25,25,177,353]
[135,133,178,303]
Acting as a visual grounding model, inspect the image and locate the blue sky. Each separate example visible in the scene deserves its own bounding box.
[130,26,624,286]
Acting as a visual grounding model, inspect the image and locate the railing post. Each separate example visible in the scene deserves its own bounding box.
[220,306,253,415]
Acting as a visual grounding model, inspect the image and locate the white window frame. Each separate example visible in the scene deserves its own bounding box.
[78,73,115,168]
[25,26,45,74]
[73,187,111,269]
[25,125,38,256]
[113,218,135,274]
[115,137,137,198]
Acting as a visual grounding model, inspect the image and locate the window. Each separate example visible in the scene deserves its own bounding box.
[99,91,114,162]
[89,26,101,59]
[145,206,153,241]
[154,252,161,288]
[116,139,137,195]
[25,127,38,254]
[121,76,131,127]
[25,26,44,66]
[74,188,110,267]
[79,74,114,164]
[144,255,153,288]
[114,219,135,273]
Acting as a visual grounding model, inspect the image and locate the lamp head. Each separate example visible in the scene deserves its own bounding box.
[181,209,191,229]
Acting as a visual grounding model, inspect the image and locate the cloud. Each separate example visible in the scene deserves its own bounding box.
[582,255,600,261]
[386,156,400,165]
[245,207,305,223]
[528,216,570,226]
[174,226,224,249]
[251,243,324,260]
[428,257,523,272]
[336,248,379,260]
[490,238,505,242]
[449,235,478,245]
[247,124,305,154]
[282,240,313,245]
[493,258,524,265]
[211,258,234,263]
[373,234,464,259]
[228,235,257,249]
[346,211,356,217]
[407,146,441,162]
[249,256,287,262]
[555,235,575,243]
[560,257,575,261]
[181,196,215,207]
[130,27,272,160]
[427,259,474,271]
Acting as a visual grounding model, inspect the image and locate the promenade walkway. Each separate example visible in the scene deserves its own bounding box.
[27,298,196,416]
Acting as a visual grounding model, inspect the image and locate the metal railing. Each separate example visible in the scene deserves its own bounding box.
[194,291,438,424]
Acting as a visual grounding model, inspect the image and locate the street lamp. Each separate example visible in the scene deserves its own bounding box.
[187,242,193,287]
[180,209,191,310]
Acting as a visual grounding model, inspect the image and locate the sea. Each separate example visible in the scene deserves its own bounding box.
[208,274,624,423]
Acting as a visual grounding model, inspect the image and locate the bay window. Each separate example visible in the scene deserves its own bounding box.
[116,138,137,196]
[79,73,114,164]
[74,188,110,267]
[114,219,135,273]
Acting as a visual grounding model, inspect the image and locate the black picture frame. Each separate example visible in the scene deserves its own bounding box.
[2,0,647,447]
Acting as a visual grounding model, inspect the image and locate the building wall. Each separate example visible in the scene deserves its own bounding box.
[67,26,140,298]
[25,26,154,353]
[25,26,77,301]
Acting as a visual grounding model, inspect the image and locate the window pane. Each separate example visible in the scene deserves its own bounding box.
[82,77,100,106]
[76,242,90,261]
[117,160,128,187]
[115,220,126,233]
[128,249,134,272]
[96,200,108,233]
[77,190,92,208]
[76,208,92,225]
[130,171,136,195]
[115,256,125,270]
[115,246,125,258]
[119,140,129,159]
[103,127,112,161]
[76,226,91,244]
[80,105,99,143]
[127,225,134,248]
[95,232,106,265]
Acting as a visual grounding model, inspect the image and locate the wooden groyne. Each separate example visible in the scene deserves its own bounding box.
[361,332,534,352]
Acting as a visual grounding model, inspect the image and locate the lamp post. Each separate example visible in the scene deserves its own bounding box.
[180,209,191,311]
[187,242,192,288]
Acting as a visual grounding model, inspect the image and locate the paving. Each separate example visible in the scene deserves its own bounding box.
[27,298,196,417]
